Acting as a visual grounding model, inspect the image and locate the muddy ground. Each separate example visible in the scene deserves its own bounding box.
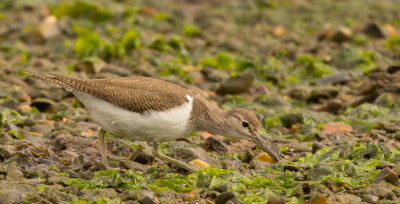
[1,0,400,203]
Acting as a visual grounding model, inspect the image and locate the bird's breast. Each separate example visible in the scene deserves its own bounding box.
[74,91,194,142]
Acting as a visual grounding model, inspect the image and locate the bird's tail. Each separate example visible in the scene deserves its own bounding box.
[26,72,75,92]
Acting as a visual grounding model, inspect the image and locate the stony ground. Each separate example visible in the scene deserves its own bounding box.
[1,0,400,203]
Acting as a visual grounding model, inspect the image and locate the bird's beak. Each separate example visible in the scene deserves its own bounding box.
[252,134,279,161]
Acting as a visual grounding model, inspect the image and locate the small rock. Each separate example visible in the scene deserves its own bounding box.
[307,87,339,103]
[283,165,300,172]
[27,164,49,179]
[331,194,362,204]
[120,189,154,201]
[365,182,393,197]
[252,160,271,170]
[253,153,277,164]
[392,164,400,175]
[2,100,18,110]
[188,159,210,169]
[173,147,221,168]
[267,196,287,204]
[183,194,197,201]
[280,113,304,128]
[18,93,32,102]
[372,167,399,185]
[132,147,154,165]
[312,142,323,154]
[377,161,394,169]
[315,99,342,114]
[286,87,309,100]
[212,183,231,193]
[363,23,386,38]
[216,74,254,95]
[46,175,70,185]
[221,157,243,171]
[100,64,132,77]
[6,164,24,181]
[387,65,400,74]
[201,67,230,82]
[30,98,55,113]
[36,15,60,40]
[0,181,33,204]
[362,194,379,204]
[138,196,156,204]
[155,190,176,199]
[315,71,349,85]
[331,27,353,43]
[215,192,244,204]
[321,122,352,134]
[30,124,53,136]
[315,133,327,141]
[80,188,118,200]
[202,136,228,154]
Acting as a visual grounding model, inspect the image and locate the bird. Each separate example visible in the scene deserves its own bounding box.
[27,72,279,172]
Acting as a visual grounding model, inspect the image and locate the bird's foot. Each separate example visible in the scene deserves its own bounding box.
[152,143,197,173]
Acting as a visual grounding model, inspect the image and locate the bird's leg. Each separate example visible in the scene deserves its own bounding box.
[98,129,112,169]
[151,142,197,173]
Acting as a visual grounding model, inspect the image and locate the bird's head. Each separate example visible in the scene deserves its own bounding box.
[224,108,279,161]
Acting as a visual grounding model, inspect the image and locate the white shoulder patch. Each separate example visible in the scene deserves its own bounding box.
[186,95,193,102]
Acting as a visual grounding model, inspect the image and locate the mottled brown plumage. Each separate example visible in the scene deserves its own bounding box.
[29,72,193,113]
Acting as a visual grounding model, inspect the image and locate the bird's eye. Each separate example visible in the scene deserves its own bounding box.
[241,120,249,128]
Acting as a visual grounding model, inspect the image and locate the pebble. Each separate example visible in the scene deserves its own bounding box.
[201,67,230,82]
[216,74,254,95]
[362,194,379,204]
[189,159,210,169]
[215,192,244,204]
[6,164,24,181]
[155,190,176,199]
[331,27,353,43]
[315,71,349,85]
[202,136,228,154]
[363,23,386,38]
[138,196,156,204]
[372,167,399,185]
[120,189,154,201]
[312,142,324,154]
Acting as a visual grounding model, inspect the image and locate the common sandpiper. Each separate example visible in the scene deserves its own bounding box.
[28,72,279,171]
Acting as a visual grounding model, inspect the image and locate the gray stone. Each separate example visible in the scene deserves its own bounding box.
[215,192,244,204]
[120,189,154,201]
[362,194,379,204]
[155,190,176,199]
[216,74,254,95]
[173,147,221,168]
[363,23,387,38]
[6,165,24,181]
[315,71,349,85]
[202,136,228,154]
[27,164,49,179]
[80,188,118,200]
[312,142,323,154]
[30,98,55,113]
[0,181,33,204]
[201,67,230,82]
[331,27,353,43]
[138,196,156,204]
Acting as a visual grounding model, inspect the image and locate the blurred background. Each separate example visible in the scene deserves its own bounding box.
[1,0,400,203]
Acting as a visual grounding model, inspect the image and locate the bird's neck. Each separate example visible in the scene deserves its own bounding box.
[187,96,232,135]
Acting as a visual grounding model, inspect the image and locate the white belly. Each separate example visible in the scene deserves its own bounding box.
[74,91,193,142]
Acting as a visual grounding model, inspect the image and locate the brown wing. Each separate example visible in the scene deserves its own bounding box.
[28,73,193,113]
